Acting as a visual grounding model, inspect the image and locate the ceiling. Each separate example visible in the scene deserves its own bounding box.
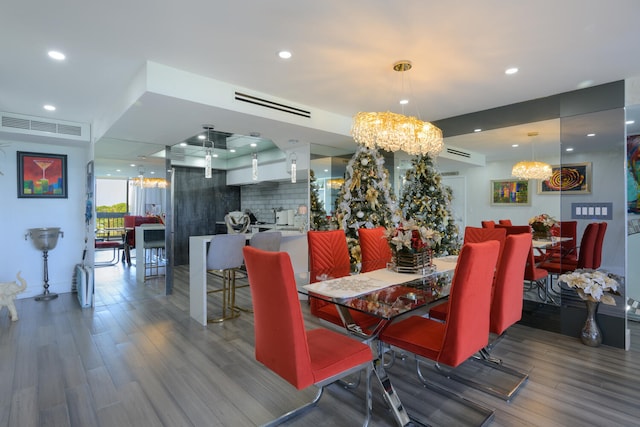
[2,1,640,179]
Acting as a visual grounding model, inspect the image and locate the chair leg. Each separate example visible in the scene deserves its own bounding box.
[414,358,495,425]
[207,269,240,323]
[261,386,324,427]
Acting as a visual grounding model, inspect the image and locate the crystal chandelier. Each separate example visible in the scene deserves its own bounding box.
[511,161,552,180]
[350,61,443,156]
[511,131,552,180]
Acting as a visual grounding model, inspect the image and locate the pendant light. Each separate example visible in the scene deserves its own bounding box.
[512,131,552,180]
[203,125,214,179]
[252,152,258,181]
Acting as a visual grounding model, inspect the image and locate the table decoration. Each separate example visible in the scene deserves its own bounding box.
[558,269,620,346]
[529,213,557,239]
[385,219,440,274]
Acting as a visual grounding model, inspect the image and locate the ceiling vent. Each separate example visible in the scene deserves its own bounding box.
[234,91,311,119]
[445,147,471,158]
[0,112,90,142]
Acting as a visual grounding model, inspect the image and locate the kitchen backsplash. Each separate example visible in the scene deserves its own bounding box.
[240,180,308,223]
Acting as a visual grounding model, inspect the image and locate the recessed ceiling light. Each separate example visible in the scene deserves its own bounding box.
[150,171,155,174]
[399,99,409,105]
[116,169,121,172]
[587,133,596,137]
[106,173,112,177]
[198,135,205,140]
[48,50,65,61]
[324,169,329,172]
[250,143,257,147]
[130,164,136,167]
[474,128,482,133]
[626,120,635,125]
[179,142,187,146]
[278,50,292,59]
[43,104,56,111]
[566,147,574,152]
[512,144,519,148]
[505,67,519,75]
[229,149,236,153]
[213,153,219,158]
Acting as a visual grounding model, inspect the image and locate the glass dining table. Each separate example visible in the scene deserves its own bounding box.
[296,256,458,426]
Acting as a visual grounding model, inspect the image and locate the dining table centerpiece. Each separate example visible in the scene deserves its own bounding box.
[528,213,557,239]
[385,219,441,274]
[558,269,620,347]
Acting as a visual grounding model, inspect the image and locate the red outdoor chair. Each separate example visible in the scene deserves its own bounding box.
[429,226,506,321]
[379,240,500,424]
[243,246,373,426]
[123,215,162,265]
[358,227,392,273]
[307,230,379,330]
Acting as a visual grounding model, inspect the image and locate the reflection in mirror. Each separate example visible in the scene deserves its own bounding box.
[626,104,640,321]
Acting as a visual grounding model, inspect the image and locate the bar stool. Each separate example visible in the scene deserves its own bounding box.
[249,231,281,252]
[206,234,246,322]
[142,227,165,280]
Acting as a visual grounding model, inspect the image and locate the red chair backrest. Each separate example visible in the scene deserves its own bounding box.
[592,222,607,269]
[438,240,500,367]
[243,246,314,389]
[481,220,496,228]
[490,234,531,336]
[577,223,600,269]
[498,219,513,226]
[547,221,577,260]
[463,226,506,269]
[307,230,351,282]
[359,227,392,273]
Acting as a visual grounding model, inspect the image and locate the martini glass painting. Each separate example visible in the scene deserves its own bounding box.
[18,152,67,198]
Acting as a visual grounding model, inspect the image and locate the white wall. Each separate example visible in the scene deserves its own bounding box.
[0,138,90,299]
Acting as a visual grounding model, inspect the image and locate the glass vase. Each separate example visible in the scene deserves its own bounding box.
[580,300,602,347]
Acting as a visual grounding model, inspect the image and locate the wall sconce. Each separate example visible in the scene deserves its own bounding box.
[252,152,258,181]
[290,152,297,183]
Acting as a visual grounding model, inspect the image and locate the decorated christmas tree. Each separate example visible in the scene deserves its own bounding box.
[309,169,329,230]
[400,155,461,256]
[333,146,401,266]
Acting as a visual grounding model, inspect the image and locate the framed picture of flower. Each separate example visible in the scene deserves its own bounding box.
[537,162,591,194]
[490,179,530,206]
[17,151,68,198]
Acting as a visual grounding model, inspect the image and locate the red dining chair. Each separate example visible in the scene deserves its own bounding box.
[358,227,392,273]
[498,219,512,226]
[379,241,499,423]
[123,215,161,265]
[592,222,607,269]
[535,221,577,264]
[524,242,552,303]
[429,226,506,321]
[243,246,373,426]
[307,230,379,330]
[481,220,496,228]
[445,233,532,401]
[539,222,600,274]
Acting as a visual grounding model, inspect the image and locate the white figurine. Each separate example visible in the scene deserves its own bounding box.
[0,271,27,321]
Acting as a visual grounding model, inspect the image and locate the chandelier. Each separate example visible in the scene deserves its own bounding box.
[511,161,552,180]
[350,61,443,156]
[511,131,552,180]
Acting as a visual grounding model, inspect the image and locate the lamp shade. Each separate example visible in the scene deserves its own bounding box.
[511,161,552,180]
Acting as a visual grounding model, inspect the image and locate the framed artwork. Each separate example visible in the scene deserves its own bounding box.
[17,151,68,198]
[538,162,591,194]
[491,179,530,205]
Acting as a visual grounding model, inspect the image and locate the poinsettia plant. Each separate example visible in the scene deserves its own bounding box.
[528,213,557,232]
[385,219,441,253]
[558,269,620,305]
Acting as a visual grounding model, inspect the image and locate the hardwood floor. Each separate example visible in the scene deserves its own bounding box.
[2,260,640,427]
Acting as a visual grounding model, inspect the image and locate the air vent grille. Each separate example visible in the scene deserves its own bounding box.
[1,112,89,142]
[446,147,471,158]
[234,92,311,118]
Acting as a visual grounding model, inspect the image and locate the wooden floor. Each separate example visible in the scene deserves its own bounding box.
[2,260,640,427]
